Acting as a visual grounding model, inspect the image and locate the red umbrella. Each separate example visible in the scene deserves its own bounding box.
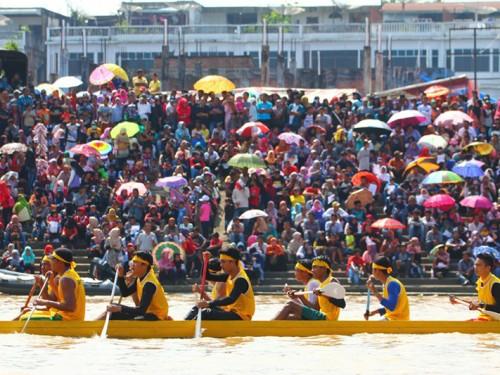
[70,144,101,157]
[308,124,326,134]
[371,218,406,230]
[236,121,269,137]
[351,171,381,192]
[388,110,427,128]
[423,194,456,211]
[303,186,321,196]
[460,195,493,210]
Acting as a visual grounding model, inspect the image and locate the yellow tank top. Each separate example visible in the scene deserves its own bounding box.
[382,276,410,321]
[224,269,255,320]
[55,268,86,321]
[476,273,500,321]
[210,282,226,301]
[318,276,341,321]
[136,269,169,320]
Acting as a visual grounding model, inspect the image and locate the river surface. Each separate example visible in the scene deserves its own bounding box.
[0,294,498,375]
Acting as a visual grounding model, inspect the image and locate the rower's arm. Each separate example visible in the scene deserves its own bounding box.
[209,278,248,308]
[117,276,137,297]
[205,272,229,282]
[120,282,156,317]
[380,281,400,312]
[44,278,76,312]
[484,283,500,314]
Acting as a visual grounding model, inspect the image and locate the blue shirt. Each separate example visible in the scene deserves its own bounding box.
[256,101,273,121]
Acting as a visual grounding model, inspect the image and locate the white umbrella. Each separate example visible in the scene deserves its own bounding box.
[0,142,27,154]
[239,209,268,220]
[76,91,90,98]
[54,76,83,89]
[417,134,448,151]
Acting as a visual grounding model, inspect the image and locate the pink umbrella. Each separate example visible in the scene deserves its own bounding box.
[89,65,115,86]
[434,111,474,128]
[236,122,269,137]
[460,195,493,210]
[423,194,456,211]
[116,182,147,197]
[69,144,101,158]
[388,110,427,128]
[278,132,306,145]
[156,176,188,189]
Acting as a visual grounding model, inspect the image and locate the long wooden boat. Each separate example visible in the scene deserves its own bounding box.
[1,320,499,338]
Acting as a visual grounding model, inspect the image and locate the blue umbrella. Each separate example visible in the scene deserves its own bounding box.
[473,246,500,261]
[452,161,484,179]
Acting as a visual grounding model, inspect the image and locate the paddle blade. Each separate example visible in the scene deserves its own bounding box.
[320,282,346,299]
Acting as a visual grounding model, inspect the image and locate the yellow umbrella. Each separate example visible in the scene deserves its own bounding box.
[193,75,235,93]
[404,157,440,176]
[345,188,373,209]
[110,122,140,139]
[464,142,494,156]
[103,63,129,82]
[35,83,63,96]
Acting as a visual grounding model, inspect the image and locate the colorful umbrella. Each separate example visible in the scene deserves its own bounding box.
[236,122,269,137]
[156,176,188,189]
[351,171,381,192]
[460,195,493,210]
[103,63,129,81]
[473,246,500,261]
[53,76,83,88]
[371,218,406,230]
[110,121,140,139]
[404,158,439,176]
[464,142,494,156]
[423,194,456,211]
[116,182,147,197]
[69,144,101,158]
[417,134,448,150]
[424,85,450,98]
[278,132,306,145]
[228,153,266,169]
[35,83,63,96]
[308,124,327,133]
[89,65,115,85]
[153,242,185,263]
[353,119,392,137]
[193,75,235,93]
[0,142,27,154]
[421,171,464,185]
[452,160,484,178]
[345,188,373,209]
[434,111,473,128]
[388,110,427,128]
[87,140,113,155]
[239,209,268,220]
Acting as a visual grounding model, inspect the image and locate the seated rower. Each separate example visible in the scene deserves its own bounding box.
[28,248,86,321]
[273,259,321,320]
[365,256,410,321]
[450,253,500,321]
[192,258,227,302]
[103,252,169,321]
[186,247,255,320]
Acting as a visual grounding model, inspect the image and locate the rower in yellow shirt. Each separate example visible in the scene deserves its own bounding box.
[365,256,410,320]
[188,247,255,320]
[31,248,86,321]
[450,253,500,321]
[103,252,169,320]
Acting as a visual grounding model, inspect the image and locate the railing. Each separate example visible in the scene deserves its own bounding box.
[47,21,500,41]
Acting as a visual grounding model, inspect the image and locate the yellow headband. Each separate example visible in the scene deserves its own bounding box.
[51,253,76,269]
[42,255,51,263]
[132,256,151,266]
[372,263,393,274]
[220,253,237,261]
[312,259,332,272]
[295,263,313,275]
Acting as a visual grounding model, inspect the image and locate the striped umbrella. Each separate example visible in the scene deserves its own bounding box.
[421,171,464,185]
[153,242,185,263]
[87,140,112,155]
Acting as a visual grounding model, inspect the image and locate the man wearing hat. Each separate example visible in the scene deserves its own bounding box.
[33,248,86,321]
[188,247,255,320]
[103,251,169,320]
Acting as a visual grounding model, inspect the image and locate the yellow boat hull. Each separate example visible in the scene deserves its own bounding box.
[1,320,499,338]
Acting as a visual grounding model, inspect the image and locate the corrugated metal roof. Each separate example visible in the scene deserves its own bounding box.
[382,2,500,13]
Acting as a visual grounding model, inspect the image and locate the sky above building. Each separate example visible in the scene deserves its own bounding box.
[0,0,495,17]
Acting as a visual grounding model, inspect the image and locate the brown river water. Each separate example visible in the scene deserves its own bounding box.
[0,294,498,375]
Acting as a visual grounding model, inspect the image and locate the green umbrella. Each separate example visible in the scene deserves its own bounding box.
[228,153,266,169]
[153,242,185,264]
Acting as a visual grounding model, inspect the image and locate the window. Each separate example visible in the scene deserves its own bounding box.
[320,50,358,69]
[493,49,499,72]
[227,13,257,24]
[306,17,319,24]
[432,50,439,68]
[386,50,427,68]
[454,48,489,72]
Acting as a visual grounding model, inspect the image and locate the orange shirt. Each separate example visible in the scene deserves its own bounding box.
[266,244,284,256]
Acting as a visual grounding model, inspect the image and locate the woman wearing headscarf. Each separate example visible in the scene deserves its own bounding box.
[21,246,36,273]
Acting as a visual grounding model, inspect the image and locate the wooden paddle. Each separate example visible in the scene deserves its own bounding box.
[100,270,120,338]
[294,282,346,299]
[364,289,371,321]
[21,277,50,333]
[450,295,500,321]
[195,252,211,339]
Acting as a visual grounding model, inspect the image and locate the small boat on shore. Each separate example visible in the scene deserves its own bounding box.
[1,320,499,338]
[0,269,113,296]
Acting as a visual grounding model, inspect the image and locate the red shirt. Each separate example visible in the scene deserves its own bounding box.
[182,237,197,255]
